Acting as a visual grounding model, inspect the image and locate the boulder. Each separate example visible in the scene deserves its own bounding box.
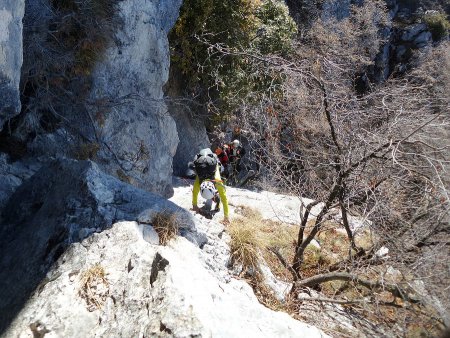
[3,221,327,337]
[413,30,432,48]
[0,158,203,333]
[401,23,427,41]
[27,128,77,159]
[0,0,24,130]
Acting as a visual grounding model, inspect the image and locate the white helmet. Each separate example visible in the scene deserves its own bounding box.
[200,181,217,200]
[232,139,240,147]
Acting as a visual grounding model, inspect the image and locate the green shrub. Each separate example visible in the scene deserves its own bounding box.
[254,0,297,56]
[169,0,297,121]
[423,12,450,40]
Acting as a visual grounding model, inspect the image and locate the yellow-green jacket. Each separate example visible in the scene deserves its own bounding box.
[192,167,229,217]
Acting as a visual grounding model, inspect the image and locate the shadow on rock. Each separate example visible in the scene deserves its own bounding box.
[0,159,202,334]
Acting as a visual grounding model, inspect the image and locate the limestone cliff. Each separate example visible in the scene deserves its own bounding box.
[0,0,24,130]
[90,0,183,196]
[1,0,184,198]
[0,160,327,338]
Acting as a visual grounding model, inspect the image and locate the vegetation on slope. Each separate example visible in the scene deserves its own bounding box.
[172,0,450,336]
[2,0,120,154]
[229,206,445,337]
[169,0,296,122]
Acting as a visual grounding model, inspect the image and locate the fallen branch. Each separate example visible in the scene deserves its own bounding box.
[268,247,297,280]
[327,246,381,272]
[297,296,418,310]
[295,272,420,304]
[297,296,444,325]
[298,296,369,305]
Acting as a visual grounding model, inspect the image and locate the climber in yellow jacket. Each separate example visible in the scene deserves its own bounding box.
[191,148,230,224]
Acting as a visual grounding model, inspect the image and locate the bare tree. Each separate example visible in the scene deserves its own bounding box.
[209,3,450,334]
[183,0,449,333]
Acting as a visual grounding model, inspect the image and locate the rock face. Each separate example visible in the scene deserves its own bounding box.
[90,0,183,197]
[0,0,24,131]
[0,159,200,333]
[0,162,327,337]
[165,69,210,177]
[400,23,432,48]
[3,221,327,338]
[0,153,39,212]
[171,107,210,176]
[321,0,351,21]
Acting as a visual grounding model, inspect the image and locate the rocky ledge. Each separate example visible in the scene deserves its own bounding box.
[0,159,326,337]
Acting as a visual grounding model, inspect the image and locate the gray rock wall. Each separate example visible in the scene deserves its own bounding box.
[165,70,210,176]
[91,0,182,197]
[321,0,351,21]
[0,159,200,333]
[171,107,210,176]
[0,0,24,131]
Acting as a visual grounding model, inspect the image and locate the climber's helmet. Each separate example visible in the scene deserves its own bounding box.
[232,139,240,147]
[200,180,217,200]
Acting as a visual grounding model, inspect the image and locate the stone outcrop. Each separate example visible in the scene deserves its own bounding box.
[0,0,24,130]
[0,153,39,212]
[0,159,201,333]
[3,0,184,197]
[90,0,183,197]
[400,23,433,48]
[3,221,327,337]
[0,161,327,337]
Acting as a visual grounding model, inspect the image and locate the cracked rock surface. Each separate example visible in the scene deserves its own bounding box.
[1,161,327,337]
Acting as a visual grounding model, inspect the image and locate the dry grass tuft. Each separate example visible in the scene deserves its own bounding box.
[228,206,298,311]
[229,205,298,279]
[228,220,263,272]
[79,264,109,311]
[235,205,263,219]
[116,169,131,184]
[152,210,180,245]
[74,142,100,160]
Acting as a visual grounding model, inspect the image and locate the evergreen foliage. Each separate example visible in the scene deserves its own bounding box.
[169,0,297,121]
[423,11,450,40]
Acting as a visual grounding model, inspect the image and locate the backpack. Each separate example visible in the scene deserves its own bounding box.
[193,148,218,180]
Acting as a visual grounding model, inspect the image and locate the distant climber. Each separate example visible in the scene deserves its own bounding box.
[214,146,230,178]
[227,139,246,180]
[191,148,230,224]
